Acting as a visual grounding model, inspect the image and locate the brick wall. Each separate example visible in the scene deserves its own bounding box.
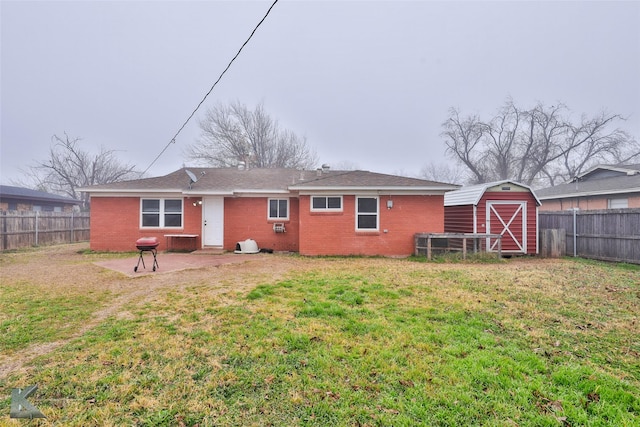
[540,195,640,211]
[89,196,202,251]
[90,194,446,256]
[298,195,445,256]
[224,197,299,252]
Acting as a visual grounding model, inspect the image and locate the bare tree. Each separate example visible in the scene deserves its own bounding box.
[419,162,465,185]
[442,99,639,186]
[441,109,491,183]
[186,101,318,169]
[21,133,139,209]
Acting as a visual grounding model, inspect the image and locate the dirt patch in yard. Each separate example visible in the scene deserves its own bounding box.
[0,244,304,380]
[94,251,263,277]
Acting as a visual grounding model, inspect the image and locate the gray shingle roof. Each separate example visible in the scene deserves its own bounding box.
[0,185,79,204]
[536,164,640,199]
[578,163,640,180]
[536,174,640,199]
[81,168,459,195]
[289,170,459,191]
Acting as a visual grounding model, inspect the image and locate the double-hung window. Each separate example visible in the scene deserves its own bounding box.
[268,198,289,220]
[311,196,342,211]
[141,198,183,228]
[356,196,378,231]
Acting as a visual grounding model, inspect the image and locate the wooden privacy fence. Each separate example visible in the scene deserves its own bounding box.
[0,211,90,251]
[539,209,640,264]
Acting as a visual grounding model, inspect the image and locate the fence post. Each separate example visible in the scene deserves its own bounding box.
[1,211,6,251]
[572,208,578,257]
[71,211,74,242]
[35,211,39,246]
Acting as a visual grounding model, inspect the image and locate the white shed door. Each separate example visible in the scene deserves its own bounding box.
[203,196,224,247]
[486,201,527,253]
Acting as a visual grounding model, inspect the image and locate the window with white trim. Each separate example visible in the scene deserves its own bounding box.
[311,196,342,211]
[141,198,183,228]
[356,196,378,230]
[268,198,289,220]
[608,198,628,209]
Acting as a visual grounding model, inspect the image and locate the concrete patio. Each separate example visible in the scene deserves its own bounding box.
[94,251,263,277]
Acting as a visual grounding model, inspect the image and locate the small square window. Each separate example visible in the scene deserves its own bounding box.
[268,199,289,220]
[312,197,327,209]
[327,197,341,209]
[608,198,628,209]
[311,196,342,211]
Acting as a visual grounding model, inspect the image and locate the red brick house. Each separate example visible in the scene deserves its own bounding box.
[81,167,459,256]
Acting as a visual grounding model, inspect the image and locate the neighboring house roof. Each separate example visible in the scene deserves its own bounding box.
[444,180,541,206]
[536,164,640,200]
[577,164,640,180]
[0,185,79,205]
[81,167,460,195]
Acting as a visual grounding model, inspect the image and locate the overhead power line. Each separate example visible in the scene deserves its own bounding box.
[141,0,279,176]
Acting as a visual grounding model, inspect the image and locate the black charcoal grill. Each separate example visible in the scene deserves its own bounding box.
[134,237,159,272]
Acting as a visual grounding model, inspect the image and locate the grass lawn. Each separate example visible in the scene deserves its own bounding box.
[1,245,639,426]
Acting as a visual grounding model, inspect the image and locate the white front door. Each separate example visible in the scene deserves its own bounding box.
[203,196,224,247]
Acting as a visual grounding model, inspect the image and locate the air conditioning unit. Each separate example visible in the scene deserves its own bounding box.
[273,223,286,233]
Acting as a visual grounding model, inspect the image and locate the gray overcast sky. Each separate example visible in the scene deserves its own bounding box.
[2,0,639,184]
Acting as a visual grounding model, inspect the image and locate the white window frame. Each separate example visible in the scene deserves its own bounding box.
[608,198,628,209]
[268,198,289,220]
[310,195,343,212]
[355,196,379,231]
[140,198,183,228]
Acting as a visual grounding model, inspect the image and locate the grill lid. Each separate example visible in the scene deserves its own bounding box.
[136,237,159,248]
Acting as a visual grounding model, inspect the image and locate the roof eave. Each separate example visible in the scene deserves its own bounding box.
[81,188,185,194]
[577,164,639,179]
[538,187,640,200]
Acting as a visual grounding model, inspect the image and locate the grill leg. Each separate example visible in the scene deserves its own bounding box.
[151,248,159,271]
[134,250,146,272]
